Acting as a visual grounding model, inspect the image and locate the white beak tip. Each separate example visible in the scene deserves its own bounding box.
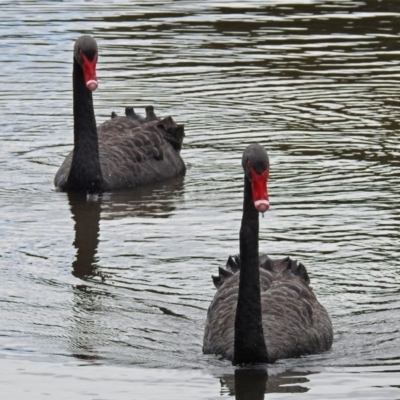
[254,200,270,213]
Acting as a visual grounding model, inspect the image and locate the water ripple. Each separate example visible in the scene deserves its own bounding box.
[0,1,399,397]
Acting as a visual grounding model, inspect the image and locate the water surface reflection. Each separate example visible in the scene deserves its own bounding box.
[1,0,400,398]
[220,368,310,399]
[69,176,184,279]
[67,177,185,363]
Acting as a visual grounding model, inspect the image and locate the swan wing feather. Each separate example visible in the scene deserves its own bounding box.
[203,255,333,363]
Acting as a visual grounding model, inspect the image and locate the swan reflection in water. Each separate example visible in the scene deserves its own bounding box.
[220,368,312,399]
[66,175,184,361]
[69,174,185,279]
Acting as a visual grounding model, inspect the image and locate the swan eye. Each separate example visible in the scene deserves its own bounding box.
[246,161,253,179]
[78,49,84,62]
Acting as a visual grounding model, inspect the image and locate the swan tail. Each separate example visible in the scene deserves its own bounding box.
[123,106,185,151]
[125,106,146,123]
[259,254,275,272]
[278,256,311,284]
[213,252,311,290]
[226,254,240,273]
[219,254,311,285]
[145,105,158,122]
[212,267,234,289]
[157,116,185,152]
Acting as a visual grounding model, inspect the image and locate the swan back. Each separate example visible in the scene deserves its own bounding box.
[203,254,333,363]
[55,113,185,192]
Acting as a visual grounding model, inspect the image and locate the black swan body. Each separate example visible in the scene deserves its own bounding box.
[203,144,333,365]
[54,35,185,194]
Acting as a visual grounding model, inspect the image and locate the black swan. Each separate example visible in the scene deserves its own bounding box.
[54,35,185,194]
[203,144,333,365]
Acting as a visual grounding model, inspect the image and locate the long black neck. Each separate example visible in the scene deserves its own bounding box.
[233,176,268,365]
[67,57,103,193]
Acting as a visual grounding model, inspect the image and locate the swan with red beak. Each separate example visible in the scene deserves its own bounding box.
[74,35,98,91]
[54,35,186,194]
[203,143,333,365]
[243,144,270,214]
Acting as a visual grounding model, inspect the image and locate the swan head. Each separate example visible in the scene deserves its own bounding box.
[242,144,270,213]
[74,35,98,91]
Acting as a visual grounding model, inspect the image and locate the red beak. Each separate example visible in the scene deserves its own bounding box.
[81,51,98,91]
[250,167,269,213]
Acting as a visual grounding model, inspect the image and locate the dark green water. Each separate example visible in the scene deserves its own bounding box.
[0,1,399,398]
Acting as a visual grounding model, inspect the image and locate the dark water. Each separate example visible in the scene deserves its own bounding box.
[1,1,400,399]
